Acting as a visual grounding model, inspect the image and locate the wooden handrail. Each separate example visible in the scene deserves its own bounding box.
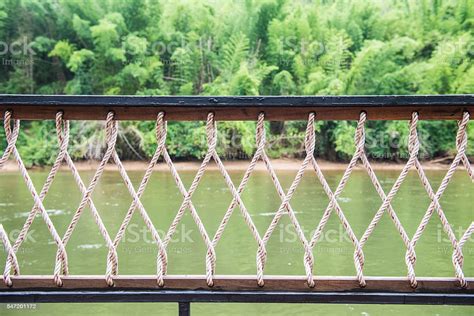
[1,94,473,120]
[1,276,473,293]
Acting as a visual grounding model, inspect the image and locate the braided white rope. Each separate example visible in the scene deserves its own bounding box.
[51,112,117,287]
[0,112,18,167]
[0,110,471,289]
[458,222,474,274]
[108,112,214,287]
[0,224,18,286]
[75,112,169,286]
[1,111,68,287]
[308,113,367,287]
[165,113,265,286]
[107,112,168,286]
[258,113,315,287]
[408,112,471,288]
[158,116,216,287]
[456,114,473,181]
[358,112,419,287]
[212,113,315,287]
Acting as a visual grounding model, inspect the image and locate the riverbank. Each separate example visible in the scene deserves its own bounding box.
[0,158,461,172]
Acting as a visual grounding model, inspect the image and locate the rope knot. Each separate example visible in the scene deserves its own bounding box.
[255,112,265,147]
[55,112,70,152]
[1,224,19,287]
[455,112,469,152]
[3,111,19,148]
[4,111,12,132]
[105,111,118,149]
[304,112,316,155]
[155,112,167,153]
[408,112,420,157]
[206,112,217,150]
[354,112,366,152]
[1,111,20,167]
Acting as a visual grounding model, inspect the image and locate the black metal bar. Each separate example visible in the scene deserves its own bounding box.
[2,94,473,121]
[1,94,473,107]
[179,302,190,316]
[0,290,473,305]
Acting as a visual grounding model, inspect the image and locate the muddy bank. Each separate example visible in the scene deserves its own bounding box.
[0,159,458,172]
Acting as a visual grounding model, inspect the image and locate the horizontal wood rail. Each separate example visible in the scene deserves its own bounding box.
[1,94,473,120]
[2,277,473,306]
[1,281,473,308]
[1,94,473,309]
[1,276,473,293]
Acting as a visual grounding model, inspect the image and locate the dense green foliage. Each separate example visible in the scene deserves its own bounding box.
[0,0,473,166]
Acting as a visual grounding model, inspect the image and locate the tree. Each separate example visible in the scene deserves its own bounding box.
[0,0,472,165]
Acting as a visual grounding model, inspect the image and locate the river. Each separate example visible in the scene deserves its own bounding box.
[0,169,472,315]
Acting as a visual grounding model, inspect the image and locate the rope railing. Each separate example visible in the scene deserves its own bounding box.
[0,107,472,292]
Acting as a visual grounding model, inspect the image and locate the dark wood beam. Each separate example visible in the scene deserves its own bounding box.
[1,275,472,293]
[1,95,473,120]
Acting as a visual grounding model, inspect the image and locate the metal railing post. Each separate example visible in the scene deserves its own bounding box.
[179,302,190,316]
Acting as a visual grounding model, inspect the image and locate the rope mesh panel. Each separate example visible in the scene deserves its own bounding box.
[0,110,472,288]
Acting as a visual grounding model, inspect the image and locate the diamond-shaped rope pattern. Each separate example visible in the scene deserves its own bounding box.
[0,110,472,289]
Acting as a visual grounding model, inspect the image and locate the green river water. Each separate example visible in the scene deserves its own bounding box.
[0,168,472,315]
